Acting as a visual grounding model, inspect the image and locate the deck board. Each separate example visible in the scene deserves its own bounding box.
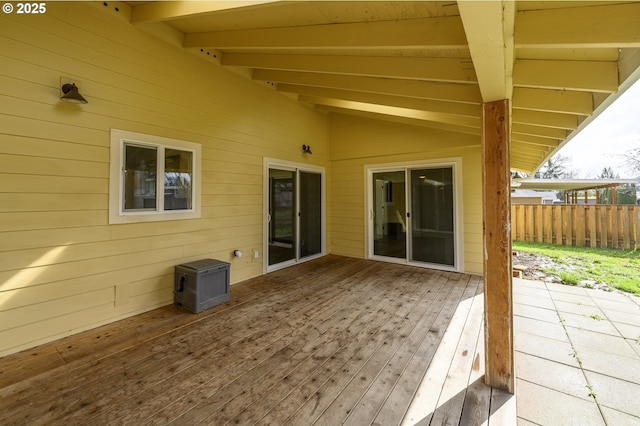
[0,255,509,425]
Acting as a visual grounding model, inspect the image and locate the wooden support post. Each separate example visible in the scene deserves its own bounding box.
[482,99,514,393]
[612,187,617,205]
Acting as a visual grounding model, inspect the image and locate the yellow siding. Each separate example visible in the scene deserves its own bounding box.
[0,3,328,356]
[0,2,489,357]
[328,114,483,275]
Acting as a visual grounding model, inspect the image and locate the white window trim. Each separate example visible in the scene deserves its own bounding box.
[109,129,202,224]
[263,158,326,274]
[364,157,464,273]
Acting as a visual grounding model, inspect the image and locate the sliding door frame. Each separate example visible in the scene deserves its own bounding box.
[364,158,464,272]
[264,158,326,273]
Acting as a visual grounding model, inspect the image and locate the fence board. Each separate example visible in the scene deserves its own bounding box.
[575,206,585,247]
[535,205,543,243]
[599,206,608,249]
[565,206,573,246]
[588,206,597,248]
[512,204,638,250]
[553,206,562,245]
[636,208,640,250]
[526,205,534,242]
[611,206,619,248]
[623,207,631,250]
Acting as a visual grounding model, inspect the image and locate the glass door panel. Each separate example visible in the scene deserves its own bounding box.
[268,168,296,266]
[299,171,322,259]
[409,167,455,266]
[372,171,406,259]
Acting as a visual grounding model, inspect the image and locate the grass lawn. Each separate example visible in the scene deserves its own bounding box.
[512,241,640,295]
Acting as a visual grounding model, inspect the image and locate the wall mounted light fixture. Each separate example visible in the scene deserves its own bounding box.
[302,144,312,154]
[60,83,88,104]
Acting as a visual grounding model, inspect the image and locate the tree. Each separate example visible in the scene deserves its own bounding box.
[599,166,618,179]
[598,166,619,204]
[596,166,637,204]
[624,145,640,175]
[538,154,572,179]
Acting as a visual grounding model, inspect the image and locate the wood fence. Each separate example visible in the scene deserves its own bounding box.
[511,204,640,250]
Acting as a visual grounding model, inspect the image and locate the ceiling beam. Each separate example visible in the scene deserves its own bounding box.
[253,70,482,104]
[317,105,483,137]
[301,96,480,128]
[513,88,593,116]
[511,133,560,148]
[514,59,618,93]
[130,1,277,24]
[516,3,640,49]
[512,123,567,140]
[458,0,515,102]
[511,141,552,156]
[277,84,481,118]
[223,53,477,83]
[510,154,544,171]
[184,16,467,50]
[512,109,578,130]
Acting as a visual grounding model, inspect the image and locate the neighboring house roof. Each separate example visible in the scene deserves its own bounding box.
[130,1,640,173]
[512,178,639,192]
[511,189,558,201]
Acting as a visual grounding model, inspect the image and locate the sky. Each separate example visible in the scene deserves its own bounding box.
[555,79,640,178]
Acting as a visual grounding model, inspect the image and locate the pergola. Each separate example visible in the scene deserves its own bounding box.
[514,178,639,204]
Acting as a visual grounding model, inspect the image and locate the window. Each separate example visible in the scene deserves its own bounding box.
[109,129,201,224]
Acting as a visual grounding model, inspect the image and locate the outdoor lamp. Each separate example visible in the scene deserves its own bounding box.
[60,83,88,104]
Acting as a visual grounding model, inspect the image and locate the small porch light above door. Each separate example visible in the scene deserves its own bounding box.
[302,144,312,154]
[60,83,88,104]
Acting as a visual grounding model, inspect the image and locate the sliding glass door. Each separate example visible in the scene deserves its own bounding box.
[409,167,455,267]
[268,168,296,266]
[372,171,406,259]
[299,171,322,259]
[267,163,324,271]
[369,163,458,270]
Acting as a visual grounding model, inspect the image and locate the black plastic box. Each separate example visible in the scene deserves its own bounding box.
[174,259,230,313]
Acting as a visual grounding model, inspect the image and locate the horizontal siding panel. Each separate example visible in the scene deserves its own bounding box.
[0,287,114,331]
[0,193,107,213]
[130,274,173,298]
[0,114,107,146]
[465,262,483,275]
[0,227,111,253]
[0,153,108,178]
[0,237,151,272]
[206,183,262,196]
[0,302,116,356]
[0,210,107,232]
[0,174,107,194]
[202,171,262,185]
[203,161,261,177]
[202,194,262,207]
[0,246,184,292]
[0,134,108,161]
[0,287,173,356]
[202,204,263,218]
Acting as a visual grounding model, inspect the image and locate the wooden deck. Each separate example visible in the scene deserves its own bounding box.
[0,255,513,425]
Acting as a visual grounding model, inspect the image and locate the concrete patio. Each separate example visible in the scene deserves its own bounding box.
[514,277,640,425]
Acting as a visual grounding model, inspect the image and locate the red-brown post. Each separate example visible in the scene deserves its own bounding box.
[482,99,514,393]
